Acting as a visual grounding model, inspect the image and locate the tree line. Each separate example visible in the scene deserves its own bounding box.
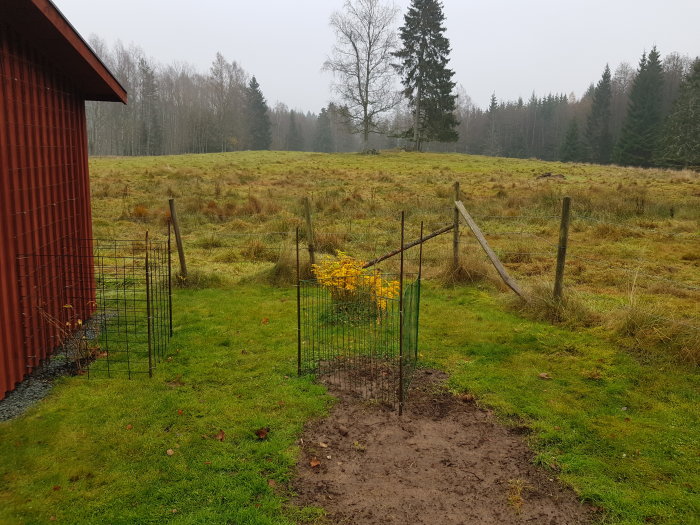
[86,0,699,169]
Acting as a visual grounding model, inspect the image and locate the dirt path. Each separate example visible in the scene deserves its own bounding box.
[293,370,597,524]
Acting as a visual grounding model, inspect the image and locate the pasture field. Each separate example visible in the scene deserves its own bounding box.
[1,151,698,524]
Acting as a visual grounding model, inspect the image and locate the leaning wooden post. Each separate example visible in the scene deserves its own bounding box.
[553,196,572,301]
[168,198,187,279]
[453,181,460,268]
[302,196,316,266]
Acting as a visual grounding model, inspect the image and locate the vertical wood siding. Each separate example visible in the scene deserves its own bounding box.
[0,24,94,400]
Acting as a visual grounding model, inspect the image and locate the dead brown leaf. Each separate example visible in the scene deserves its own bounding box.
[255,427,270,440]
[538,372,552,380]
[215,429,225,442]
[267,479,277,487]
[177,409,184,416]
[52,485,61,491]
[309,457,321,468]
[125,424,133,430]
[261,317,270,325]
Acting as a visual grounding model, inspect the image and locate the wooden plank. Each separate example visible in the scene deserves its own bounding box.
[455,200,527,300]
[363,224,454,269]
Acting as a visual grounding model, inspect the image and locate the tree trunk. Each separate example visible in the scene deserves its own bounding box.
[413,81,422,151]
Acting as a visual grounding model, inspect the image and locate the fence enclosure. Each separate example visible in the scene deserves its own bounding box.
[16,235,172,379]
[297,216,423,414]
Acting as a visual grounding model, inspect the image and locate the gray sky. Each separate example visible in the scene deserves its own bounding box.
[55,0,700,112]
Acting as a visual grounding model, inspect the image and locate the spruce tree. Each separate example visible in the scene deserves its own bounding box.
[615,47,664,166]
[313,107,334,153]
[655,59,700,168]
[484,93,500,155]
[585,64,613,163]
[393,0,458,150]
[561,119,583,162]
[245,76,272,150]
[286,111,304,151]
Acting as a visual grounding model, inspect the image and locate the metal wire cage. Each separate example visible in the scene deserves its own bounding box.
[296,214,422,414]
[16,233,173,379]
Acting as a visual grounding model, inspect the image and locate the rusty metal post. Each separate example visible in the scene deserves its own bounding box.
[296,227,302,376]
[167,220,173,337]
[554,196,572,301]
[145,231,153,378]
[398,212,405,416]
[416,221,423,361]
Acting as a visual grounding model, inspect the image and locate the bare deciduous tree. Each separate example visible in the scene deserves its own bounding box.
[324,0,400,151]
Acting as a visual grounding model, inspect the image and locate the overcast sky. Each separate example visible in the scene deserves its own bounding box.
[55,0,699,112]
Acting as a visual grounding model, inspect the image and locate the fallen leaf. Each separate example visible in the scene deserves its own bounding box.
[319,442,328,448]
[49,516,57,521]
[52,485,61,491]
[261,318,269,325]
[267,479,277,487]
[171,509,178,514]
[255,427,270,440]
[204,461,212,465]
[125,424,133,430]
[241,350,249,355]
[458,393,475,402]
[538,372,552,380]
[166,449,175,456]
[177,409,184,416]
[309,457,321,468]
[215,429,225,442]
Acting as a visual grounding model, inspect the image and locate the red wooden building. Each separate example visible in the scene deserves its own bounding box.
[0,0,126,399]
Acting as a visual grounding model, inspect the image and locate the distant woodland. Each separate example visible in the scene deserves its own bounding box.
[85,0,699,169]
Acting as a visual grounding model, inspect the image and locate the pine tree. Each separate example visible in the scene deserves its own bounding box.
[313,107,334,152]
[655,59,700,168]
[615,47,665,166]
[561,119,583,162]
[286,111,304,151]
[585,64,613,163]
[393,0,458,150]
[245,76,272,150]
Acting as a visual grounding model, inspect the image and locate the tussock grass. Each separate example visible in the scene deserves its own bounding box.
[509,282,598,328]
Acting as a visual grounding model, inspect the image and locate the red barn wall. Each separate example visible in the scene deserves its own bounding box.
[0,24,95,400]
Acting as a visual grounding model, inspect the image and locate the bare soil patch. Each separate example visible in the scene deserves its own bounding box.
[293,369,597,524]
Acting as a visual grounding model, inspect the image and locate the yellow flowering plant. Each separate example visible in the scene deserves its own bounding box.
[312,251,400,313]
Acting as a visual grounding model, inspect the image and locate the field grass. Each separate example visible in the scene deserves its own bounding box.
[1,151,698,524]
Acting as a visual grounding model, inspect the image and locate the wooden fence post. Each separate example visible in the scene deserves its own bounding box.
[453,181,460,268]
[302,196,316,266]
[553,196,571,301]
[168,198,187,278]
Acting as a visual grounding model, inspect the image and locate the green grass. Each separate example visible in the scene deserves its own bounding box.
[2,283,698,524]
[0,286,329,525]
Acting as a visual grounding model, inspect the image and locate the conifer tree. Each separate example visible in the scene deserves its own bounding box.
[245,76,272,150]
[313,107,335,152]
[393,0,458,150]
[484,93,500,155]
[615,47,664,166]
[561,119,583,162]
[655,59,700,168]
[286,111,305,151]
[585,65,613,163]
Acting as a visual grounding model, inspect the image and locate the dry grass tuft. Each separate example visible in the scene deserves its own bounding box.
[315,231,348,254]
[511,282,598,328]
[174,270,224,289]
[616,305,700,366]
[435,253,502,288]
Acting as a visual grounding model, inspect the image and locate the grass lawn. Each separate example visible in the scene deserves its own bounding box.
[1,283,698,524]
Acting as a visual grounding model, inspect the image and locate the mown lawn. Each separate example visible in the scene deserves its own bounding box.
[1,283,698,524]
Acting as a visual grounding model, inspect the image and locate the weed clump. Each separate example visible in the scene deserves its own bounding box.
[510,282,598,328]
[175,270,224,289]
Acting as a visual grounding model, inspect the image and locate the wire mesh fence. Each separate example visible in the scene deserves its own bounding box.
[16,234,172,379]
[296,216,423,413]
[297,274,420,411]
